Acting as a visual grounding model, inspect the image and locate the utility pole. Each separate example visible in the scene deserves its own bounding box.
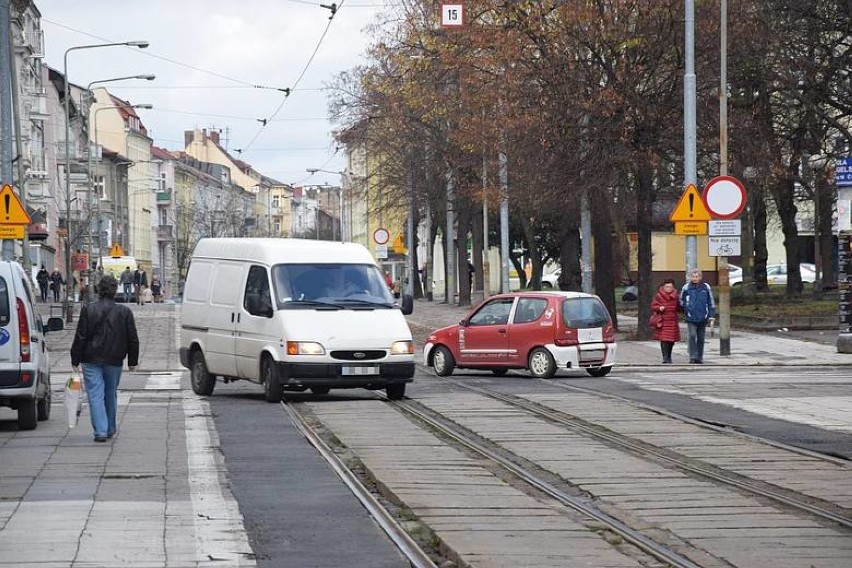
[498,142,510,293]
[445,170,455,304]
[684,0,698,273]
[0,5,15,261]
[718,0,731,355]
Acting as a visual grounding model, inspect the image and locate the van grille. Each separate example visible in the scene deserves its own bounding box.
[330,350,386,361]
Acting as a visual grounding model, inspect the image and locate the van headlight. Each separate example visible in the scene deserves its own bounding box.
[389,340,414,355]
[287,341,325,355]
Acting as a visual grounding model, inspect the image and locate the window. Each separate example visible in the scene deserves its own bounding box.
[0,278,9,326]
[469,298,514,326]
[243,265,272,317]
[94,175,105,200]
[273,221,281,234]
[159,209,168,226]
[271,197,279,208]
[513,298,548,324]
[562,298,611,329]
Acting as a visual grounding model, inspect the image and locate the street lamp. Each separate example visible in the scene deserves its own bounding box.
[63,40,148,320]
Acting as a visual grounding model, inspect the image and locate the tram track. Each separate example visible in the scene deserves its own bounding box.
[431,375,852,530]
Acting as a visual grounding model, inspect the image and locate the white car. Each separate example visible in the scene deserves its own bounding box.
[541,269,560,289]
[729,263,815,286]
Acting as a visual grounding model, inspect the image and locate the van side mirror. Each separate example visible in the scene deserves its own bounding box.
[44,316,65,332]
[400,293,413,315]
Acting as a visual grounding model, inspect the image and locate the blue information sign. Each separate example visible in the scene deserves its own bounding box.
[837,157,852,187]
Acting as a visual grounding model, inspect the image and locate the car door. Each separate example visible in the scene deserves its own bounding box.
[458,297,515,366]
[236,265,278,380]
[508,297,552,365]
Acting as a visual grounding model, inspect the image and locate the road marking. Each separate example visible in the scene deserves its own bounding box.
[144,372,182,390]
[183,394,256,566]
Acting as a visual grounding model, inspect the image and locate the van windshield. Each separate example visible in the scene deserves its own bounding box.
[272,263,395,308]
[561,297,611,329]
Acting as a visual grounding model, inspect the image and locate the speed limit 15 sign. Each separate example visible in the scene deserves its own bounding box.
[441,3,464,28]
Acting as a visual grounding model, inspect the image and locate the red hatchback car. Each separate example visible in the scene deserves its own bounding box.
[424,291,617,378]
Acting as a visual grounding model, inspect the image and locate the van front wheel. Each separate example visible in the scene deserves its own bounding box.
[262,358,283,403]
[386,383,406,400]
[191,351,215,396]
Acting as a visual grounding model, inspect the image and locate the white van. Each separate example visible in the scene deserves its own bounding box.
[179,238,415,401]
[100,256,138,302]
[0,261,62,430]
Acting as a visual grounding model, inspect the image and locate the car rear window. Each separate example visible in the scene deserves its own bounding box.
[0,277,9,326]
[562,297,610,329]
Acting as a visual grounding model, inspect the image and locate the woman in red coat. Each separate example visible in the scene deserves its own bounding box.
[650,278,681,364]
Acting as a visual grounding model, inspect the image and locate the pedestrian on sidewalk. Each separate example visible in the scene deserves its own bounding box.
[650,278,681,364]
[36,265,49,302]
[120,266,133,303]
[49,268,64,302]
[680,268,715,364]
[70,275,140,443]
[133,267,148,305]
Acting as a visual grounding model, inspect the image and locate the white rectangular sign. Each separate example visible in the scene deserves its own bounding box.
[708,236,741,257]
[708,219,741,236]
[375,244,388,259]
[441,3,464,27]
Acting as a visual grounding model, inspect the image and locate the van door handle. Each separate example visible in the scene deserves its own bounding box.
[237,313,241,323]
[231,313,235,323]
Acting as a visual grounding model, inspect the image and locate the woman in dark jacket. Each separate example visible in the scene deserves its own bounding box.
[650,278,681,364]
[71,275,139,442]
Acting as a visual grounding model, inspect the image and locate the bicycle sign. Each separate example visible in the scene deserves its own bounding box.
[708,236,741,257]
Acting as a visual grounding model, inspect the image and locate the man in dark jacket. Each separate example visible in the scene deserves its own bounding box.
[36,265,49,302]
[133,267,148,305]
[71,275,140,442]
[680,268,715,364]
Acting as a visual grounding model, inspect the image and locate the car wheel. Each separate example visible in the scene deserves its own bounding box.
[191,351,215,396]
[491,369,508,376]
[386,383,406,400]
[528,347,556,379]
[310,386,330,395]
[37,379,51,421]
[17,398,38,430]
[586,366,612,377]
[432,346,455,376]
[541,281,553,289]
[262,357,283,403]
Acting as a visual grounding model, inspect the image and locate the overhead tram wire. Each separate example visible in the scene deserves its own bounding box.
[239,0,348,154]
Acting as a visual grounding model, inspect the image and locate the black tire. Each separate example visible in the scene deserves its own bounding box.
[191,351,215,396]
[262,357,283,403]
[386,383,406,400]
[37,379,51,421]
[528,347,556,379]
[491,369,508,377]
[310,386,330,395]
[541,282,553,289]
[432,346,455,376]
[586,366,612,377]
[17,398,37,430]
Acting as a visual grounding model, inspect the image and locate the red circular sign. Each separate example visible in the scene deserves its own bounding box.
[702,176,747,219]
[373,228,390,245]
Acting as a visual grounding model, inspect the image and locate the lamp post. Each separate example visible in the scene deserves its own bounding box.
[63,40,148,321]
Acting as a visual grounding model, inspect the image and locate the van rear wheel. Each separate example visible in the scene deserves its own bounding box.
[17,398,37,430]
[262,357,283,403]
[37,382,51,421]
[586,366,612,377]
[191,351,215,396]
[386,383,406,400]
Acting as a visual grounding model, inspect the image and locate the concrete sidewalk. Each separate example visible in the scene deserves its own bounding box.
[405,299,852,367]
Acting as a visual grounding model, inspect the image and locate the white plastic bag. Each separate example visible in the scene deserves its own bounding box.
[65,371,84,428]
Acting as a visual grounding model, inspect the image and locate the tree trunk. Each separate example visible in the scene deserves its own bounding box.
[456,207,472,306]
[770,175,803,297]
[636,157,654,340]
[592,193,617,328]
[558,228,582,291]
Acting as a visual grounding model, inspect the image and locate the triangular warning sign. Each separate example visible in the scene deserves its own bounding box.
[392,233,407,254]
[669,184,711,222]
[0,184,32,225]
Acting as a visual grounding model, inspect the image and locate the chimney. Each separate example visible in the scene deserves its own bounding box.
[184,130,194,147]
[210,130,220,144]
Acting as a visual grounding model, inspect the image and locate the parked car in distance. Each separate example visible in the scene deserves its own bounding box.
[0,261,63,430]
[728,263,815,286]
[541,269,560,289]
[728,263,742,285]
[424,291,616,379]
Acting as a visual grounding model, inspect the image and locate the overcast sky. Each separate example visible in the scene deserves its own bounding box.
[37,0,389,187]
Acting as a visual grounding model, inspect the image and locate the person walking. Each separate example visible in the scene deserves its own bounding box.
[680,268,715,364]
[119,267,133,303]
[133,267,148,305]
[650,278,681,364]
[36,265,49,302]
[49,269,64,302]
[70,275,139,443]
[150,277,162,303]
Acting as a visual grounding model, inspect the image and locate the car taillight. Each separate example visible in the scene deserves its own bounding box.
[555,328,578,346]
[17,298,30,362]
[602,323,615,343]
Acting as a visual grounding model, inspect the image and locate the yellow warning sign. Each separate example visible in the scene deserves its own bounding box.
[108,244,125,257]
[674,221,708,235]
[392,233,407,254]
[669,184,711,222]
[0,184,32,225]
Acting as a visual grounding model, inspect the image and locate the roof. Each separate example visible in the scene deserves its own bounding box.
[151,146,174,161]
[191,238,377,266]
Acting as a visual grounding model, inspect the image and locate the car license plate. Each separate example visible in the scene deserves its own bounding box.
[580,349,605,362]
[342,365,379,376]
[577,328,603,343]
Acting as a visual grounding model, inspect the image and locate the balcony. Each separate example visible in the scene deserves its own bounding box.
[156,191,172,205]
[157,225,173,241]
